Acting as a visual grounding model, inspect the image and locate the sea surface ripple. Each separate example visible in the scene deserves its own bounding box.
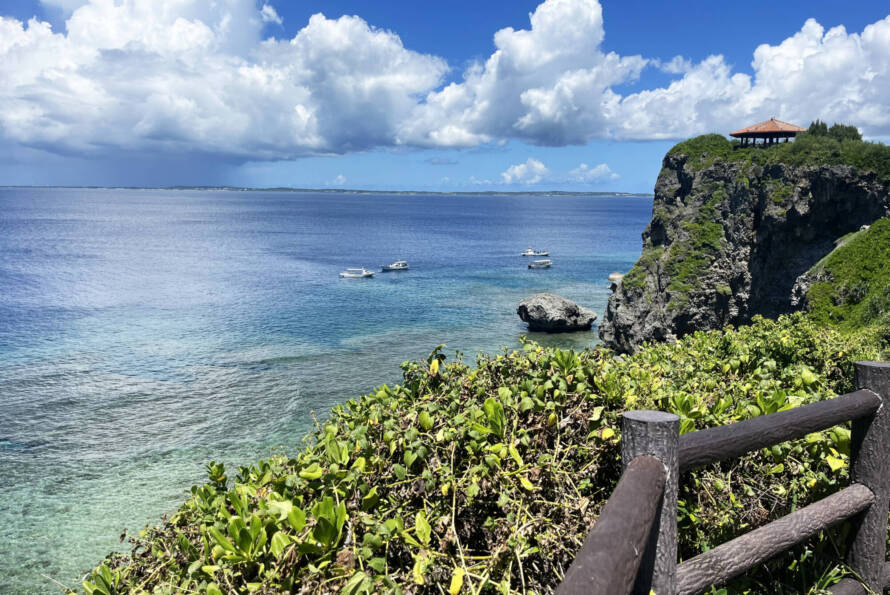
[0,188,652,592]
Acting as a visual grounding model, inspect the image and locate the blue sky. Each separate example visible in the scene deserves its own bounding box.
[2,0,890,192]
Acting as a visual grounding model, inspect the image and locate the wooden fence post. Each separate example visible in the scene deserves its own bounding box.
[847,361,890,591]
[622,410,680,595]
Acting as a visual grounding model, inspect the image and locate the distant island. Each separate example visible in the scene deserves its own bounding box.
[0,185,652,197]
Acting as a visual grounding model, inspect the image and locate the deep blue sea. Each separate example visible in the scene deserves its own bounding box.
[0,188,652,592]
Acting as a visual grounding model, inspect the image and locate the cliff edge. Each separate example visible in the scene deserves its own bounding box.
[600,133,890,353]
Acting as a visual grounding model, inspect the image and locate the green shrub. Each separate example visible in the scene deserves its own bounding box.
[622,245,664,291]
[85,315,881,594]
[667,128,890,181]
[806,218,890,335]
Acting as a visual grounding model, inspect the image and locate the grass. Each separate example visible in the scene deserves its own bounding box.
[805,218,890,333]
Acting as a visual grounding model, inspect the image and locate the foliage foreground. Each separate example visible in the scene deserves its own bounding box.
[83,315,886,594]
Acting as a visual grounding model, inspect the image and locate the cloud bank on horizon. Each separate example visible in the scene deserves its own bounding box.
[3,0,890,165]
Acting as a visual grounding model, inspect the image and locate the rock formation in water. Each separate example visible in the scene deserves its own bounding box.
[517,293,597,332]
[599,134,890,353]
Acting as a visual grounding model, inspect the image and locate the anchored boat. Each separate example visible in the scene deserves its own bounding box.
[381,260,409,272]
[339,267,374,278]
[528,259,552,269]
[521,247,549,257]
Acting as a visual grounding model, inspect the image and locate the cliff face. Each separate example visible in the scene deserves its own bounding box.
[600,138,890,353]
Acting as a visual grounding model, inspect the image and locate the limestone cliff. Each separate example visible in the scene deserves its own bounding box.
[599,134,890,353]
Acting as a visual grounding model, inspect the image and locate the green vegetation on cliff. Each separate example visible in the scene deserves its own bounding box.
[805,218,890,335]
[668,131,890,180]
[664,192,726,306]
[85,315,883,594]
[617,127,890,329]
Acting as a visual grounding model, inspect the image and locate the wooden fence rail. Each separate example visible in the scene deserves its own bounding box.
[555,361,890,595]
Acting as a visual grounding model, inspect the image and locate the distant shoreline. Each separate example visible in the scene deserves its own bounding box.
[0,185,653,197]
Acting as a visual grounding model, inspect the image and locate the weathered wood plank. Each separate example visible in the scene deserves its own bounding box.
[679,389,880,473]
[845,362,890,591]
[676,483,875,595]
[621,410,679,594]
[556,455,665,595]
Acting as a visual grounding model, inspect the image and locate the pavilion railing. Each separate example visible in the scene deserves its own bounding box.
[556,361,890,595]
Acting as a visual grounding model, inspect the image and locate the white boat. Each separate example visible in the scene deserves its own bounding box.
[528,259,552,269]
[521,247,549,257]
[339,267,374,278]
[381,260,409,271]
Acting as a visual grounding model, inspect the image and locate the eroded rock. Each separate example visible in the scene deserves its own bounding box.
[517,293,597,332]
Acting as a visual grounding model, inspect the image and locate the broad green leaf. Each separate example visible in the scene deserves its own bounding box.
[415,510,431,547]
[270,531,291,557]
[497,386,512,403]
[361,486,380,511]
[412,554,431,585]
[267,499,292,522]
[825,455,846,472]
[299,463,324,480]
[590,406,604,422]
[449,567,465,595]
[484,397,506,438]
[208,527,236,552]
[287,507,307,532]
[508,442,523,467]
[341,571,372,595]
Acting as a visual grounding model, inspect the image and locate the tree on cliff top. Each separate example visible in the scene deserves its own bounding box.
[808,120,862,142]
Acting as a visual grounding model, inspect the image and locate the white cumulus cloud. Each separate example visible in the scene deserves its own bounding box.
[569,162,618,182]
[260,4,282,25]
[3,0,890,167]
[611,17,890,140]
[0,0,446,160]
[400,0,647,147]
[501,158,549,184]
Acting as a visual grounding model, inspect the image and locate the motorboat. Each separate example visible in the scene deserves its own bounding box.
[381,260,409,272]
[528,259,552,269]
[339,267,374,278]
[521,247,549,257]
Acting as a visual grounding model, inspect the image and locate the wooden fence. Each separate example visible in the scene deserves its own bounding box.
[556,361,890,595]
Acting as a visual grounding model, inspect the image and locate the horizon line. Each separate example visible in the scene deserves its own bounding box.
[0,185,653,197]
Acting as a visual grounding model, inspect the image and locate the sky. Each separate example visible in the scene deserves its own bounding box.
[1,1,890,192]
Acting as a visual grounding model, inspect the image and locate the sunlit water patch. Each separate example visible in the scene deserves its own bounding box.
[0,188,651,592]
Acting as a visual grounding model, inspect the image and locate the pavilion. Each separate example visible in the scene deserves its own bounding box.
[730,118,806,146]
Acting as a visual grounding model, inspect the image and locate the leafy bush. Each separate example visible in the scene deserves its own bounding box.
[806,218,890,336]
[84,315,881,594]
[808,120,863,142]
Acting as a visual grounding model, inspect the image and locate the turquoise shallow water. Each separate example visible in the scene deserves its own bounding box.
[0,188,652,592]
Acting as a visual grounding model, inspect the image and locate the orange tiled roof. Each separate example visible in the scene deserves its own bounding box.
[730,118,806,136]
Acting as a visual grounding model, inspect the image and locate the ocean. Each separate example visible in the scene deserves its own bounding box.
[0,188,651,592]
